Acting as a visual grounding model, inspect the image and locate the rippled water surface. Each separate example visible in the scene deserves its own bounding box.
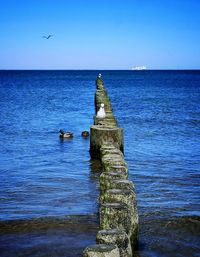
[0,70,200,256]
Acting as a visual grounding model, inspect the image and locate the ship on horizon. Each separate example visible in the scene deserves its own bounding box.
[131,66,147,70]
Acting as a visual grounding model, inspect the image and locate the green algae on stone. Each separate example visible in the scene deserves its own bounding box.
[109,179,134,190]
[101,158,127,172]
[100,171,128,186]
[100,203,133,236]
[94,116,118,127]
[96,77,105,89]
[100,189,139,235]
[100,202,139,251]
[104,110,115,116]
[100,173,128,193]
[87,74,139,255]
[83,244,120,257]
[90,126,124,159]
[110,165,128,173]
[95,91,113,114]
[100,189,136,207]
[95,91,111,104]
[101,154,124,164]
[100,179,134,193]
[100,142,118,148]
[96,229,132,257]
[101,153,124,160]
[102,166,128,176]
[100,148,123,158]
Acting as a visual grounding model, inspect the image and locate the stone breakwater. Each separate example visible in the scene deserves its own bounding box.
[83,75,139,257]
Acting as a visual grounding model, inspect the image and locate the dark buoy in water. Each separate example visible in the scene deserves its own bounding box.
[59,129,73,138]
[81,131,90,138]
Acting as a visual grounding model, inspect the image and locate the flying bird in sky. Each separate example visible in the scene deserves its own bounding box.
[43,35,53,39]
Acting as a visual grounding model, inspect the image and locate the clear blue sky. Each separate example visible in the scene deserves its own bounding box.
[0,0,199,69]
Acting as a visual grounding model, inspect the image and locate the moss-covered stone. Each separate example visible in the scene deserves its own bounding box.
[100,203,133,236]
[101,155,124,164]
[100,202,139,251]
[85,74,139,255]
[109,165,128,173]
[94,116,118,127]
[100,144,117,150]
[100,189,139,237]
[95,90,113,114]
[100,179,134,193]
[95,91,111,103]
[83,244,120,257]
[96,77,105,89]
[100,148,123,158]
[104,110,115,116]
[90,126,124,159]
[100,171,128,185]
[102,154,123,159]
[101,158,127,173]
[100,173,128,191]
[100,189,136,206]
[96,229,132,257]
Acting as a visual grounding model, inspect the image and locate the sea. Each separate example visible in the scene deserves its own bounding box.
[0,70,199,257]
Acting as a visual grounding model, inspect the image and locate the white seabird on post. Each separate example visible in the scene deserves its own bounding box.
[97,103,106,118]
[98,73,102,78]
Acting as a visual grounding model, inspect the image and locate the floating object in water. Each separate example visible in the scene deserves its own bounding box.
[81,131,90,138]
[97,103,106,118]
[59,129,73,138]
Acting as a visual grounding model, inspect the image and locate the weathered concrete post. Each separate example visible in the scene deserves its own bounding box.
[96,229,132,257]
[100,203,135,237]
[84,74,139,257]
[90,126,124,159]
[83,244,120,257]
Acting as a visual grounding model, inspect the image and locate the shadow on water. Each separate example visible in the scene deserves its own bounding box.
[0,215,99,257]
[1,214,199,257]
[0,147,102,257]
[135,214,200,257]
[89,158,102,173]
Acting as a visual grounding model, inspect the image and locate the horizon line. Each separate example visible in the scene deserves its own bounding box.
[0,68,200,71]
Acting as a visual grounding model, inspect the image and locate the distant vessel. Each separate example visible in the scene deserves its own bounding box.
[132,66,147,70]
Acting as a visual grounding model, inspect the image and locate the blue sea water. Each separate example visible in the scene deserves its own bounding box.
[0,70,199,257]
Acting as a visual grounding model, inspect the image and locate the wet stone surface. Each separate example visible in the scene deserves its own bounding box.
[83,244,120,257]
[100,179,134,192]
[88,74,139,256]
[96,229,132,257]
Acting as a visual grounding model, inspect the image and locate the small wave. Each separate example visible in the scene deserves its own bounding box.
[0,214,98,234]
[165,215,200,234]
